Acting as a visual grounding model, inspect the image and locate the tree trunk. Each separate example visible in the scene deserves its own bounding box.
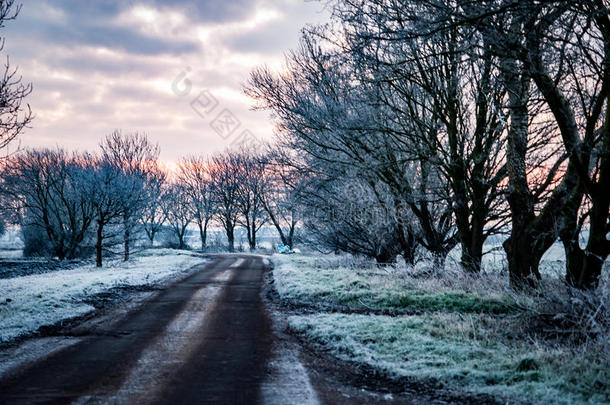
[394,198,417,266]
[250,227,256,250]
[565,177,610,289]
[197,221,206,251]
[503,233,537,287]
[245,221,253,250]
[453,172,486,273]
[96,221,104,267]
[461,236,483,274]
[178,232,185,249]
[124,227,130,262]
[56,246,66,261]
[287,219,296,249]
[500,49,541,288]
[263,202,288,247]
[375,247,397,264]
[458,207,485,273]
[401,230,417,265]
[226,225,235,252]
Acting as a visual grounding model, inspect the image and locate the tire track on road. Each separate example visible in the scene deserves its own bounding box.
[0,257,232,404]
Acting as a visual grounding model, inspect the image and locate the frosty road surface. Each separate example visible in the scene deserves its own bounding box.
[0,256,317,405]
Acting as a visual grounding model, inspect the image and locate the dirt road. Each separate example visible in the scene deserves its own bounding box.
[0,256,294,405]
[0,254,502,405]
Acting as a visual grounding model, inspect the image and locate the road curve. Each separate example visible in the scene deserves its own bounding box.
[0,255,274,405]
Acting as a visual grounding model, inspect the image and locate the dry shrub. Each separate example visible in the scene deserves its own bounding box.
[513,275,610,348]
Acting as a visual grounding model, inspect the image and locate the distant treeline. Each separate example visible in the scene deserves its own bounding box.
[0,131,300,266]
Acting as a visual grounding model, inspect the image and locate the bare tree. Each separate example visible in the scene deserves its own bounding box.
[208,152,241,252]
[235,151,268,250]
[434,0,610,287]
[83,155,126,267]
[99,130,161,261]
[0,1,32,153]
[246,30,457,266]
[141,165,167,246]
[177,156,214,251]
[162,183,192,250]
[258,150,301,249]
[0,148,94,259]
[513,1,610,288]
[301,174,410,263]
[246,0,610,287]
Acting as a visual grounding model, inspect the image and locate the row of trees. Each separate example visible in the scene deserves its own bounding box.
[0,132,163,266]
[172,150,300,252]
[246,0,610,289]
[0,132,300,266]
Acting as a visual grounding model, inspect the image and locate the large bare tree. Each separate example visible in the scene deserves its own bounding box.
[0,1,32,153]
[1,148,94,259]
[100,131,161,261]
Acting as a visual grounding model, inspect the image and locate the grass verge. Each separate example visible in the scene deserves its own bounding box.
[274,254,610,404]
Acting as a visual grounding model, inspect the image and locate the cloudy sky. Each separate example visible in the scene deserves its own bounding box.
[3,0,329,164]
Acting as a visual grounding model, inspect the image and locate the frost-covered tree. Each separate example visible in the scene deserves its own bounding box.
[83,155,126,267]
[0,1,32,153]
[100,131,161,261]
[177,156,214,251]
[257,149,301,249]
[301,174,415,263]
[393,0,610,287]
[1,148,94,259]
[208,151,241,252]
[140,165,167,246]
[248,0,610,288]
[324,4,514,272]
[234,150,268,250]
[246,30,455,266]
[162,183,192,250]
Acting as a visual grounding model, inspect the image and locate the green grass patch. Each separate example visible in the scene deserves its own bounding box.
[289,313,610,405]
[273,254,515,314]
[274,254,610,404]
[340,291,514,314]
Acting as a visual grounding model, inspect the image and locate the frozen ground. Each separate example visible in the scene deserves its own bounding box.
[273,253,610,405]
[0,249,207,344]
[0,258,83,279]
